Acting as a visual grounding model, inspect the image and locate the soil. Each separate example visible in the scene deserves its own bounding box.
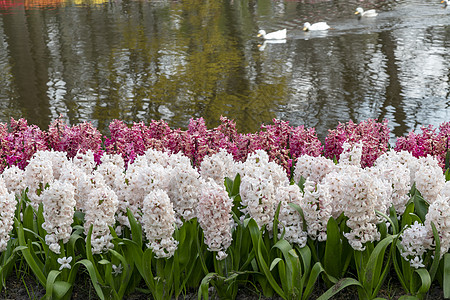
[0,271,445,300]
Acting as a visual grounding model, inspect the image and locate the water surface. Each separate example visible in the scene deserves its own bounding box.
[1,0,449,140]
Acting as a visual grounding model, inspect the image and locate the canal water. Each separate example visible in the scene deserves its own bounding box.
[0,0,449,141]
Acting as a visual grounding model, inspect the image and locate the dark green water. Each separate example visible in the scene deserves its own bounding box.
[1,0,449,139]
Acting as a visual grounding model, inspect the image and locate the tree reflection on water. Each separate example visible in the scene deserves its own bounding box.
[0,0,449,140]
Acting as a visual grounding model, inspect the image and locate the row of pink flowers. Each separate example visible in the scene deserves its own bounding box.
[0,117,449,174]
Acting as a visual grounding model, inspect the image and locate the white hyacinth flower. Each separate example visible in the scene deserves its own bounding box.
[273,184,308,247]
[415,156,446,204]
[425,193,450,258]
[41,180,76,254]
[197,180,233,260]
[57,256,72,270]
[23,151,55,209]
[200,149,238,186]
[0,178,16,252]
[112,264,123,276]
[142,189,178,258]
[338,142,363,167]
[399,221,432,268]
[300,181,332,242]
[1,165,26,196]
[293,155,336,185]
[83,179,118,254]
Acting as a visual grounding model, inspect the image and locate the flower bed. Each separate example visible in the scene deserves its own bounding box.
[0,117,449,300]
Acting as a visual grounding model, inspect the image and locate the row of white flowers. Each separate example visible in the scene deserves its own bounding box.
[0,144,449,266]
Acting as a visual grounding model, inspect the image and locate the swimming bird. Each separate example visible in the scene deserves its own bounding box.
[303,22,330,31]
[354,7,378,17]
[441,0,448,7]
[257,29,287,40]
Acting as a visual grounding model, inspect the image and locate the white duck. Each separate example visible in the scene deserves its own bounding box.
[441,0,448,7]
[303,22,330,31]
[355,7,378,17]
[257,29,287,40]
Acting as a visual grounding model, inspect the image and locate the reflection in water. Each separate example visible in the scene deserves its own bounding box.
[0,0,108,9]
[258,39,287,51]
[0,0,449,141]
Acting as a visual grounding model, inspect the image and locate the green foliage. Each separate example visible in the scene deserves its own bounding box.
[3,167,450,300]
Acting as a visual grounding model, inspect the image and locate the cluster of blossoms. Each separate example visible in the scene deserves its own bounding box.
[0,118,48,172]
[0,118,449,272]
[414,156,446,204]
[425,193,450,258]
[395,122,450,170]
[47,118,103,161]
[372,151,412,214]
[239,150,289,229]
[1,117,449,179]
[0,178,15,251]
[0,116,324,177]
[274,184,308,247]
[399,180,450,267]
[41,180,76,254]
[83,177,118,254]
[324,119,390,168]
[199,149,237,186]
[142,189,178,258]
[293,155,336,184]
[399,222,433,268]
[197,180,233,260]
[299,181,332,242]
[295,144,409,251]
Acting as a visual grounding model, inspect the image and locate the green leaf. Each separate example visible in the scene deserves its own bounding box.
[37,204,47,238]
[198,273,217,300]
[256,238,286,299]
[269,258,283,272]
[296,245,311,277]
[324,217,342,279]
[411,268,431,296]
[443,253,450,298]
[272,202,282,245]
[126,208,143,248]
[376,209,398,235]
[272,239,300,294]
[388,206,399,235]
[109,249,133,298]
[297,175,306,192]
[429,222,441,282]
[52,281,72,299]
[302,262,325,300]
[74,259,105,300]
[392,234,409,293]
[444,150,450,172]
[316,277,363,300]
[15,219,46,287]
[401,202,416,229]
[142,248,156,290]
[361,235,395,296]
[225,173,241,198]
[85,224,103,286]
[46,270,61,299]
[248,219,285,299]
[398,296,421,300]
[412,194,429,222]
